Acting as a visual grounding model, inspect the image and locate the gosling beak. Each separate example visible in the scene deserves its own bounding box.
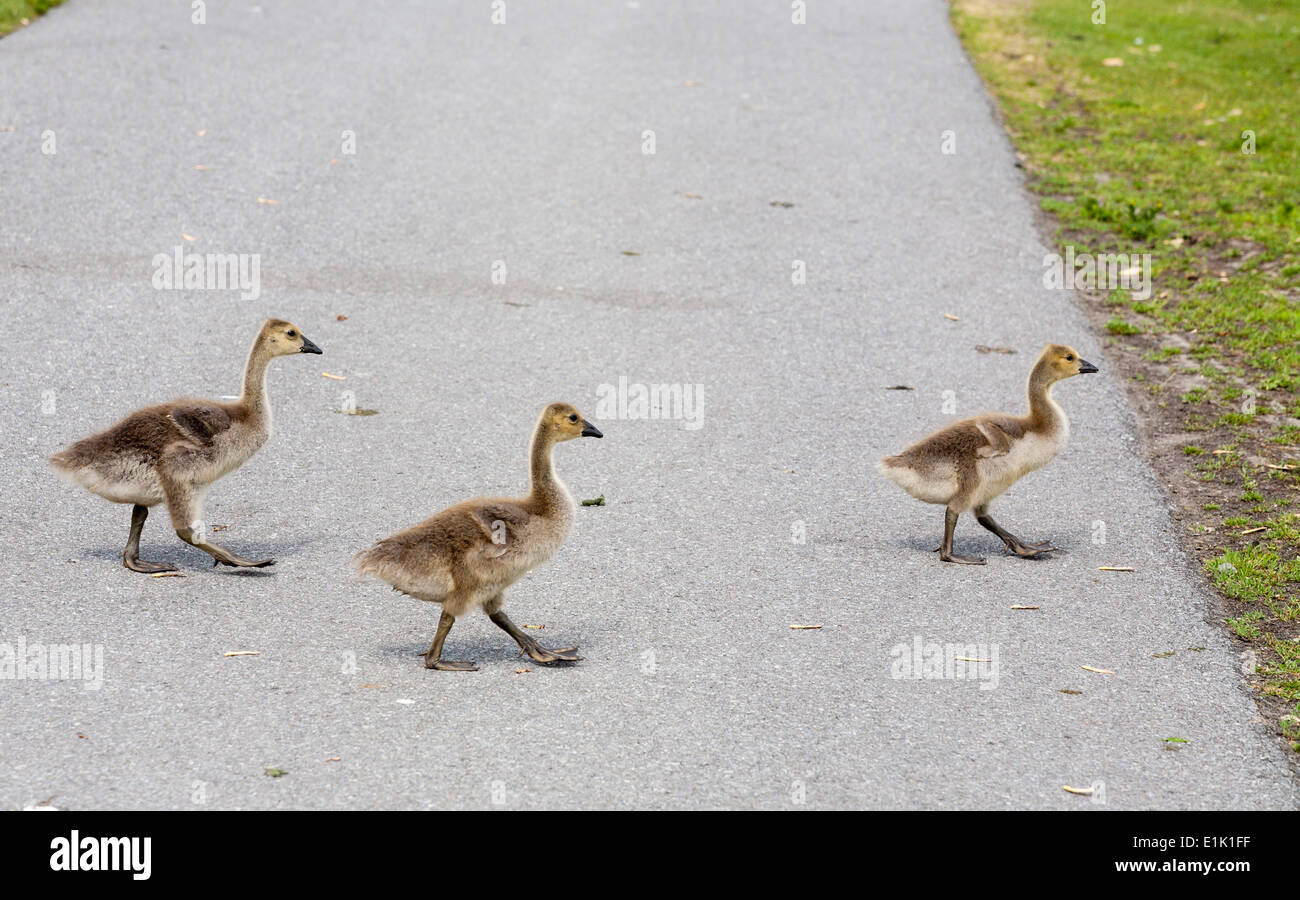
[1078,359,1099,374]
[581,420,603,438]
[299,335,323,355]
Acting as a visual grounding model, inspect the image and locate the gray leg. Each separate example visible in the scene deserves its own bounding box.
[162,477,274,568]
[122,504,178,574]
[423,610,478,671]
[939,507,986,565]
[488,609,581,664]
[974,505,1058,557]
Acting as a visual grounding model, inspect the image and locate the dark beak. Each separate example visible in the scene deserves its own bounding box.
[299,335,323,355]
[1078,358,1099,374]
[581,420,603,438]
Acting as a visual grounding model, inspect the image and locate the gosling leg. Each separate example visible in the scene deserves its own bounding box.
[939,507,986,566]
[488,610,581,664]
[175,526,276,568]
[423,610,478,672]
[974,505,1058,557]
[122,504,178,574]
[163,477,274,568]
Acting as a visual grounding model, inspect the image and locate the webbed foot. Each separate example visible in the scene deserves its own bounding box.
[939,552,987,566]
[522,644,582,664]
[124,556,178,574]
[427,659,479,672]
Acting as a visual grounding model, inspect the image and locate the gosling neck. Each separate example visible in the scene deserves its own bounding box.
[240,339,274,421]
[1026,361,1065,434]
[528,427,571,513]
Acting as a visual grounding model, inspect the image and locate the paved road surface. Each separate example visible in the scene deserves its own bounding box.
[0,0,1293,809]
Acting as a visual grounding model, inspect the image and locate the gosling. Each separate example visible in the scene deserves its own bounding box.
[877,343,1098,565]
[50,318,322,572]
[355,402,603,671]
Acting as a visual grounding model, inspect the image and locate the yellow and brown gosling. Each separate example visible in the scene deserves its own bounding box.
[355,402,603,671]
[50,318,322,572]
[877,343,1098,565]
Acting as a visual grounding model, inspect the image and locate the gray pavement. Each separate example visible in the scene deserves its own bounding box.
[0,0,1294,809]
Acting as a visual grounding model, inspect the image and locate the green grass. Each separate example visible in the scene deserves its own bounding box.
[952,0,1300,752]
[0,0,61,36]
[953,0,1300,389]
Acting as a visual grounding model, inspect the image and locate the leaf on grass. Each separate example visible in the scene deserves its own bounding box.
[1240,526,1267,535]
[581,494,605,507]
[224,650,260,657]
[264,767,288,778]
[1101,57,1124,67]
[1163,737,1189,743]
[1063,784,1094,795]
[1081,665,1114,674]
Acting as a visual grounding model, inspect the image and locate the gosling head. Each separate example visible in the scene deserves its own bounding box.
[1041,343,1098,381]
[261,318,323,357]
[540,402,603,442]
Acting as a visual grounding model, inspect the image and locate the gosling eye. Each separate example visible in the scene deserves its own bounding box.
[568,414,578,423]
[287,330,297,338]
[1065,354,1074,361]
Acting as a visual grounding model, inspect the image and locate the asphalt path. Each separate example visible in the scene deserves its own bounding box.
[0,0,1293,809]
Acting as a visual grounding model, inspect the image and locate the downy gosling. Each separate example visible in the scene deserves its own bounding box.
[355,402,603,672]
[877,343,1098,565]
[50,318,322,572]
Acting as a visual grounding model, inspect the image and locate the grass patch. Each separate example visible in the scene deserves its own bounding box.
[953,0,1300,752]
[0,0,61,36]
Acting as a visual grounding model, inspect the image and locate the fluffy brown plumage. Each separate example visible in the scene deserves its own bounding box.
[50,318,322,571]
[356,402,603,671]
[878,343,1098,564]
